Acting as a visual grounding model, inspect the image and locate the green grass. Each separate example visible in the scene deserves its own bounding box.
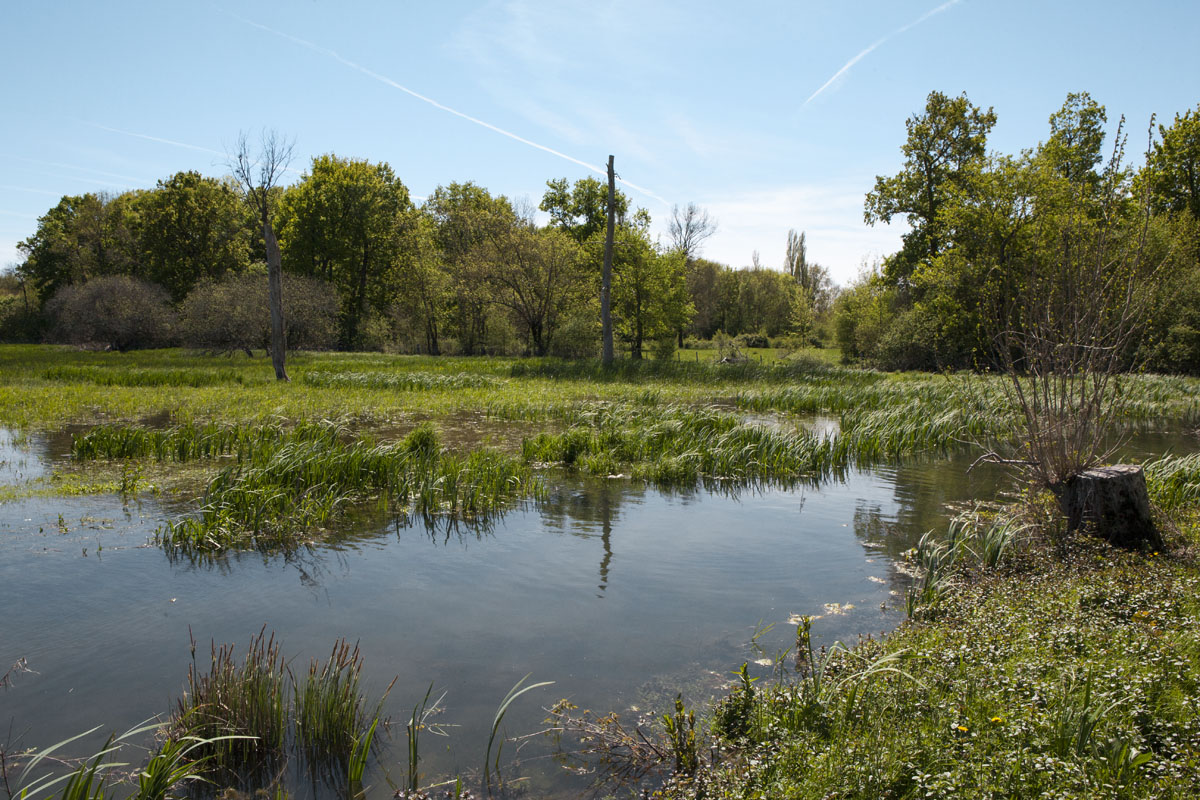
[156,423,541,552]
[170,629,388,787]
[657,489,1200,800]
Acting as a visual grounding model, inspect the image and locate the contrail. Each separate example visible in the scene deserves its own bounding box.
[0,184,65,197]
[12,156,151,185]
[226,11,669,206]
[804,0,963,107]
[88,123,228,157]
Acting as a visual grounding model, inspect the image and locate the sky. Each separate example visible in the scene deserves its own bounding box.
[1,0,1198,286]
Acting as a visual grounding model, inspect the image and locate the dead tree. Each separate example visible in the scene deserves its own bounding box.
[667,202,716,345]
[231,130,294,382]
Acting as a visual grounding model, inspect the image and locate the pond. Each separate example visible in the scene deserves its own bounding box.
[4,421,1185,797]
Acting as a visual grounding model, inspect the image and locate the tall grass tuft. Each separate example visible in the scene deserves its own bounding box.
[302,370,502,392]
[158,423,541,553]
[293,640,391,776]
[171,628,289,777]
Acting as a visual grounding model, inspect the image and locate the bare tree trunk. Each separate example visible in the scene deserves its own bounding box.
[601,155,615,365]
[264,219,289,382]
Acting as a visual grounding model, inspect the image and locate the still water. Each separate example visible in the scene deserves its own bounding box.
[0,425,1064,796]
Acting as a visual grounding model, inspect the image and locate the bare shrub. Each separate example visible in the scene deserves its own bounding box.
[179,272,337,354]
[46,275,174,351]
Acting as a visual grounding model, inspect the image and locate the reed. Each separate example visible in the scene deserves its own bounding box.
[158,423,541,553]
[171,628,289,775]
[42,364,252,388]
[293,640,390,777]
[302,370,502,392]
[168,630,391,789]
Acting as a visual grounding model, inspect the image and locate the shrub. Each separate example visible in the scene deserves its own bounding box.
[548,312,599,359]
[179,271,337,354]
[46,275,174,351]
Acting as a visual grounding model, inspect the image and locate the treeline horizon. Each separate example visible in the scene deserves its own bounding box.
[0,156,834,359]
[3,90,1198,374]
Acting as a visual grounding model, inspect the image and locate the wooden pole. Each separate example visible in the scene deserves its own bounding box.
[601,155,615,366]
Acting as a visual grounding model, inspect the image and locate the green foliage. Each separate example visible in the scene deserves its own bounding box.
[539,175,629,243]
[1146,104,1200,220]
[662,695,699,776]
[864,90,996,282]
[138,171,252,302]
[279,154,415,349]
[157,421,540,552]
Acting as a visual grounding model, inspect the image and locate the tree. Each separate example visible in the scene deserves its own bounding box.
[138,171,251,302]
[784,229,834,313]
[864,91,996,288]
[476,217,586,356]
[540,175,629,243]
[231,131,294,381]
[608,230,691,359]
[279,154,414,350]
[1042,91,1107,188]
[423,182,519,354]
[667,203,717,263]
[396,214,451,355]
[179,271,337,355]
[667,202,716,345]
[16,191,142,305]
[1145,104,1200,221]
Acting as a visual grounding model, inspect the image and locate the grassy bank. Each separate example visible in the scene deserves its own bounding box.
[654,479,1200,799]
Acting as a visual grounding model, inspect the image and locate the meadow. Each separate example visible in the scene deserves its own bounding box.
[3,343,1200,799]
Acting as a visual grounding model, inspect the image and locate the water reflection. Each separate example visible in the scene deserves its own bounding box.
[4,423,1195,800]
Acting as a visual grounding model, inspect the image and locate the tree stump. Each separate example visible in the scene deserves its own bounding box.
[1059,464,1159,548]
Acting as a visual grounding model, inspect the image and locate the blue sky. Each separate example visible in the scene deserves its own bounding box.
[2,0,1197,285]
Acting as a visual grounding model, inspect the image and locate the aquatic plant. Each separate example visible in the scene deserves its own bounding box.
[485,674,553,794]
[301,370,502,392]
[293,640,390,774]
[158,424,541,553]
[171,629,289,775]
[170,629,390,789]
[42,364,251,388]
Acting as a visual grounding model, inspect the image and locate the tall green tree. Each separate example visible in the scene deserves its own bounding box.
[1041,91,1107,188]
[138,171,251,301]
[476,219,586,356]
[1146,104,1200,221]
[280,154,414,349]
[540,176,629,243]
[423,182,519,354]
[17,191,142,305]
[864,90,996,289]
[607,230,691,359]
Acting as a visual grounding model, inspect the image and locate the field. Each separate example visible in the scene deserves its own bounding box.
[3,344,1200,799]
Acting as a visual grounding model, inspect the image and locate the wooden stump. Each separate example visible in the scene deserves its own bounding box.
[1059,464,1159,549]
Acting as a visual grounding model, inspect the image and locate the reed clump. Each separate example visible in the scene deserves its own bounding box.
[302,370,503,392]
[158,423,540,553]
[43,364,251,388]
[170,628,388,786]
[72,419,344,463]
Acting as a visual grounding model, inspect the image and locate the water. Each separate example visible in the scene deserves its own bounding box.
[0,429,1069,797]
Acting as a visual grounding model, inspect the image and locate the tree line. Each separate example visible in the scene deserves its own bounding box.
[838,91,1200,374]
[2,156,834,358]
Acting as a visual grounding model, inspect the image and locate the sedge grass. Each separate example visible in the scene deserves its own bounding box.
[157,423,541,553]
[170,629,391,788]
